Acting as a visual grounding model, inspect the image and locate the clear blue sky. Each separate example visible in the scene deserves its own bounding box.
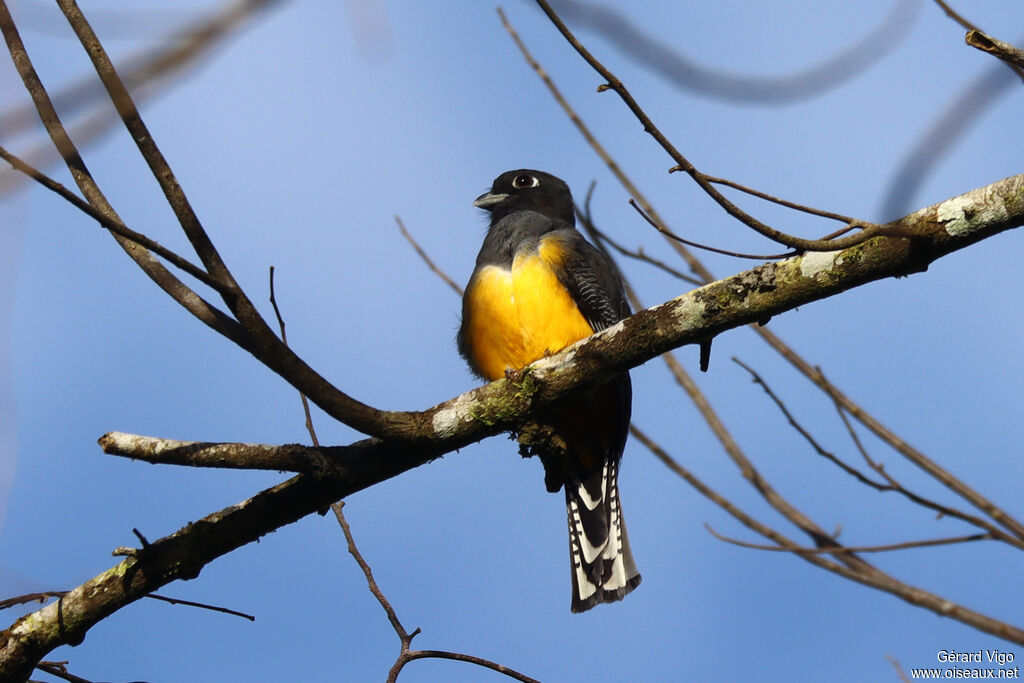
[2,1,1022,681]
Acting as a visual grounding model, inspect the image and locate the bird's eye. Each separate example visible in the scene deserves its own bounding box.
[512,174,539,189]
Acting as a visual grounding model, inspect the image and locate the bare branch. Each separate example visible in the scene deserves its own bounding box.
[19,0,415,442]
[34,661,94,683]
[332,503,417,650]
[735,355,1024,550]
[55,0,247,293]
[732,357,890,490]
[395,216,464,296]
[0,0,280,197]
[0,144,224,290]
[930,0,974,31]
[766,338,1024,542]
[331,503,540,683]
[97,431,349,476]
[144,593,255,622]
[0,593,67,611]
[887,655,913,683]
[704,175,862,227]
[578,214,703,286]
[705,524,995,554]
[499,6,715,284]
[268,266,323,448]
[831,405,1024,549]
[630,425,1024,645]
[269,269,531,682]
[401,650,542,683]
[931,0,1024,79]
[2,589,252,622]
[966,30,1024,71]
[0,471,362,680]
[89,172,1024,475]
[628,198,796,260]
[0,0,248,347]
[532,0,900,253]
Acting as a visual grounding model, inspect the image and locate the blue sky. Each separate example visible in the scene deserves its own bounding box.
[2,1,1023,681]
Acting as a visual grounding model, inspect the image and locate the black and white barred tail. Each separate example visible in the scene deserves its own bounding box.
[565,457,641,612]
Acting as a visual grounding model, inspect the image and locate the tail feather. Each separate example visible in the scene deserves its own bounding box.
[566,458,641,613]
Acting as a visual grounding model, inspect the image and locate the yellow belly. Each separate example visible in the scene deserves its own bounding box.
[465,238,594,381]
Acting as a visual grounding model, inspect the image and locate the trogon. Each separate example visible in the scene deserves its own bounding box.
[458,169,641,612]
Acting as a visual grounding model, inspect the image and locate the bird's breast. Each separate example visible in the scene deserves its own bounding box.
[464,236,593,381]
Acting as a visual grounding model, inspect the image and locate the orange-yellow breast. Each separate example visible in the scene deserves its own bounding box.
[464,236,593,381]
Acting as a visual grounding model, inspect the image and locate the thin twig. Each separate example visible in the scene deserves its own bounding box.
[332,502,424,683]
[0,0,247,346]
[0,592,67,610]
[272,268,532,682]
[705,523,994,554]
[34,661,95,683]
[332,499,541,683]
[403,651,542,683]
[145,593,255,621]
[733,357,888,489]
[1,589,253,621]
[532,0,893,253]
[775,350,1024,541]
[630,424,1024,645]
[735,356,1024,550]
[498,5,715,284]
[0,0,280,197]
[395,216,463,296]
[704,175,861,226]
[56,0,239,294]
[52,0,413,442]
[577,207,702,286]
[269,266,321,447]
[886,655,913,683]
[832,403,1024,549]
[629,199,796,260]
[931,0,974,31]
[0,144,223,290]
[332,503,416,644]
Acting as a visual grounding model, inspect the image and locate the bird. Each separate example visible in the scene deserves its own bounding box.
[457,169,641,612]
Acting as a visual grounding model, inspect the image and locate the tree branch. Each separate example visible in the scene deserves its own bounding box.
[966,30,1024,71]
[630,425,1024,646]
[5,171,1021,683]
[532,0,901,252]
[0,174,1009,675]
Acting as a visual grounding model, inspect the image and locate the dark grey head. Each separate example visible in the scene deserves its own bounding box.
[473,169,575,226]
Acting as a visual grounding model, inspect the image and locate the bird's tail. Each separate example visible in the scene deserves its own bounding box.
[565,457,641,613]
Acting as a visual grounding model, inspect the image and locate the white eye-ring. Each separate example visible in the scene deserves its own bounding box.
[512,174,539,189]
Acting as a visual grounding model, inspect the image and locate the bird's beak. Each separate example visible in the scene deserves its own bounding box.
[473,191,508,209]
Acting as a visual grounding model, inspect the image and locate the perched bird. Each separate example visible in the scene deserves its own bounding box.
[458,169,641,612]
